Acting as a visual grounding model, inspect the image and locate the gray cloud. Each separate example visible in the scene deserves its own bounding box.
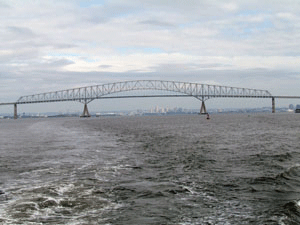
[7,26,35,37]
[41,59,75,68]
[150,63,230,73]
[99,65,112,68]
[139,20,177,28]
[0,0,9,8]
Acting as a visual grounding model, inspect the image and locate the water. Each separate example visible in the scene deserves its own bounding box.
[1,114,300,224]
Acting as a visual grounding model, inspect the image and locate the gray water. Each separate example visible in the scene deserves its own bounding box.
[1,114,300,224]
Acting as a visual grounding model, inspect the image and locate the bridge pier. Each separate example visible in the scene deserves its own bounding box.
[14,103,17,119]
[272,97,275,113]
[199,101,207,114]
[81,103,91,117]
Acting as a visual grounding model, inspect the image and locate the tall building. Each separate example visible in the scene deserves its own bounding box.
[155,105,159,113]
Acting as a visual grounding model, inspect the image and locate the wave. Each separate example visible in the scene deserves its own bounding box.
[281,201,300,225]
[251,165,300,224]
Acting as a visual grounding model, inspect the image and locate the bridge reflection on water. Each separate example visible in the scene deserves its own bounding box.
[0,80,299,119]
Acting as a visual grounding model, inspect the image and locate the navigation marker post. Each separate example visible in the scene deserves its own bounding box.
[272,97,275,113]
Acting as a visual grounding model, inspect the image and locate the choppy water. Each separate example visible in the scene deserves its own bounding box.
[1,114,300,224]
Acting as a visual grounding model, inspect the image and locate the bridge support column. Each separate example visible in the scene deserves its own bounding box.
[272,97,275,113]
[14,103,17,119]
[200,101,207,114]
[81,103,91,117]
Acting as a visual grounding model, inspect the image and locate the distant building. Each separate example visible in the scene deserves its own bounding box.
[295,105,300,113]
[155,105,159,113]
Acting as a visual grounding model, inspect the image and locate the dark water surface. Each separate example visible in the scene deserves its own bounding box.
[1,114,300,224]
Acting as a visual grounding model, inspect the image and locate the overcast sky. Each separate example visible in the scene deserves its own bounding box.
[1,0,300,113]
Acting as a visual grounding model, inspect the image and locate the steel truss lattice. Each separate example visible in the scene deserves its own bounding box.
[16,80,273,104]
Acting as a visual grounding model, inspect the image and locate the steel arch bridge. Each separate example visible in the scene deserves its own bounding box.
[13,80,273,117]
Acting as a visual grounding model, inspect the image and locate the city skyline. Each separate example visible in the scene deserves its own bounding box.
[0,101,296,119]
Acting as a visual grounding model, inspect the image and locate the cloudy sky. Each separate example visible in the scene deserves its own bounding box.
[1,0,300,113]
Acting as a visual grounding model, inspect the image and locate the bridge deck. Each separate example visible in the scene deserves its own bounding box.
[0,102,16,105]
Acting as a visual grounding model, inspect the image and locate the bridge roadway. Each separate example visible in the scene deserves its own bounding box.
[0,80,299,119]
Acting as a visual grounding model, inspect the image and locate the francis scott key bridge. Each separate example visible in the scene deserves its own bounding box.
[1,80,299,119]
